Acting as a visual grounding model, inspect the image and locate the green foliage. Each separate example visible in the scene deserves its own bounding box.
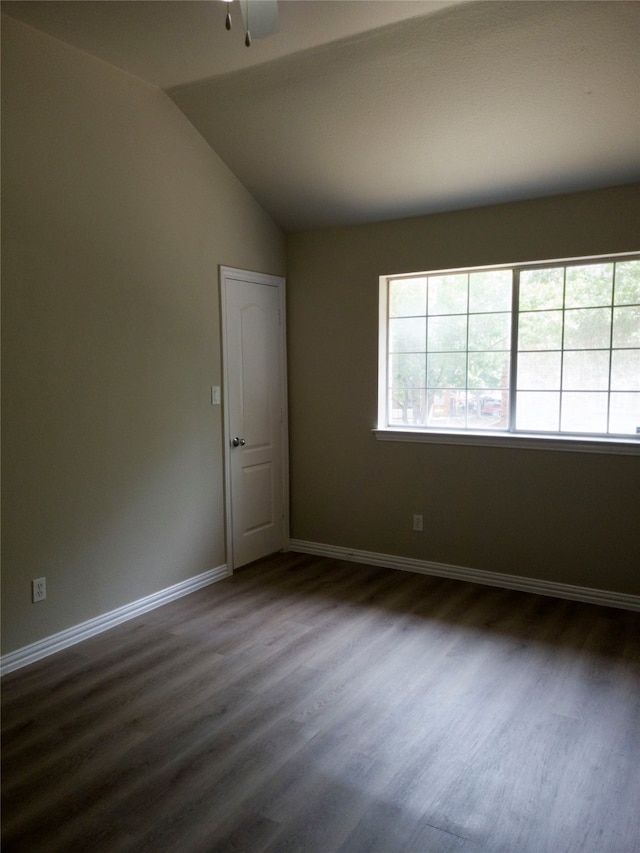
[615,261,640,305]
[565,263,613,308]
[387,259,640,432]
[429,274,467,315]
[520,267,563,310]
[389,278,426,317]
[613,306,640,347]
[469,270,511,312]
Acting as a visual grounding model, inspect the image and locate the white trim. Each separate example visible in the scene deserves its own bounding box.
[0,565,229,676]
[378,251,640,455]
[290,540,640,612]
[373,428,640,455]
[381,251,640,282]
[378,275,390,429]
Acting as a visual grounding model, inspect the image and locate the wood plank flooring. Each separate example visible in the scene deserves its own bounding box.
[2,552,640,852]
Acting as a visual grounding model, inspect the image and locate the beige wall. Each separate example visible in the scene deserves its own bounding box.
[286,186,640,595]
[1,17,285,654]
[2,15,639,660]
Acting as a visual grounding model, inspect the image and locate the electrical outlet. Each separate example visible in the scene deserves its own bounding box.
[412,514,423,532]
[32,577,47,603]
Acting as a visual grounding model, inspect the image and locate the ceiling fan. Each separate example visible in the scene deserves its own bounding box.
[221,0,280,47]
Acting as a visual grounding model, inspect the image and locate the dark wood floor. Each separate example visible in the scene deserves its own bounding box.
[2,552,640,853]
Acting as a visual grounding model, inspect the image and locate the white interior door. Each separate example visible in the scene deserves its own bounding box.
[220,267,288,570]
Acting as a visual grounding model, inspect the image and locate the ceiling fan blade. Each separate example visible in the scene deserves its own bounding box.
[239,0,280,39]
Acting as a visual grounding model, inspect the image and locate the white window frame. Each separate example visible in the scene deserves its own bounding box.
[375,252,640,456]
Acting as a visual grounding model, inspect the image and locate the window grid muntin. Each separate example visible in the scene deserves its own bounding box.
[558,264,567,432]
[606,262,617,432]
[387,270,514,431]
[384,253,640,439]
[509,270,520,430]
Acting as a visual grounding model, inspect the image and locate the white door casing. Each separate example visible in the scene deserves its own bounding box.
[220,267,289,570]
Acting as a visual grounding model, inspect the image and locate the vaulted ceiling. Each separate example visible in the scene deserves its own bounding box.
[4,1,640,231]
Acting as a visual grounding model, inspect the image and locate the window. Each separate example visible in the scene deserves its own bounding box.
[377,254,640,449]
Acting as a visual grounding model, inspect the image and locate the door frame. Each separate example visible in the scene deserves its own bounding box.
[219,266,289,572]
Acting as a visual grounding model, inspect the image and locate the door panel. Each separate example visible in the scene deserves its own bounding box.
[221,268,288,569]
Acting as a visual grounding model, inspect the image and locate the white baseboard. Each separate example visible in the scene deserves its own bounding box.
[1,564,229,676]
[290,540,640,612]
[4,546,636,676]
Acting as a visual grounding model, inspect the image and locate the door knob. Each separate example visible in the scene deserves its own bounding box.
[232,437,246,447]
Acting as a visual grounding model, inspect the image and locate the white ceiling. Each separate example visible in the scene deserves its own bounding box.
[2,1,461,87]
[4,0,640,232]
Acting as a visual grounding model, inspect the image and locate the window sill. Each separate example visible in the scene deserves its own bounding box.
[373,428,640,455]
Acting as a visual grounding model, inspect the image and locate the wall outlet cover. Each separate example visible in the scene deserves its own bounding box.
[32,578,47,603]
